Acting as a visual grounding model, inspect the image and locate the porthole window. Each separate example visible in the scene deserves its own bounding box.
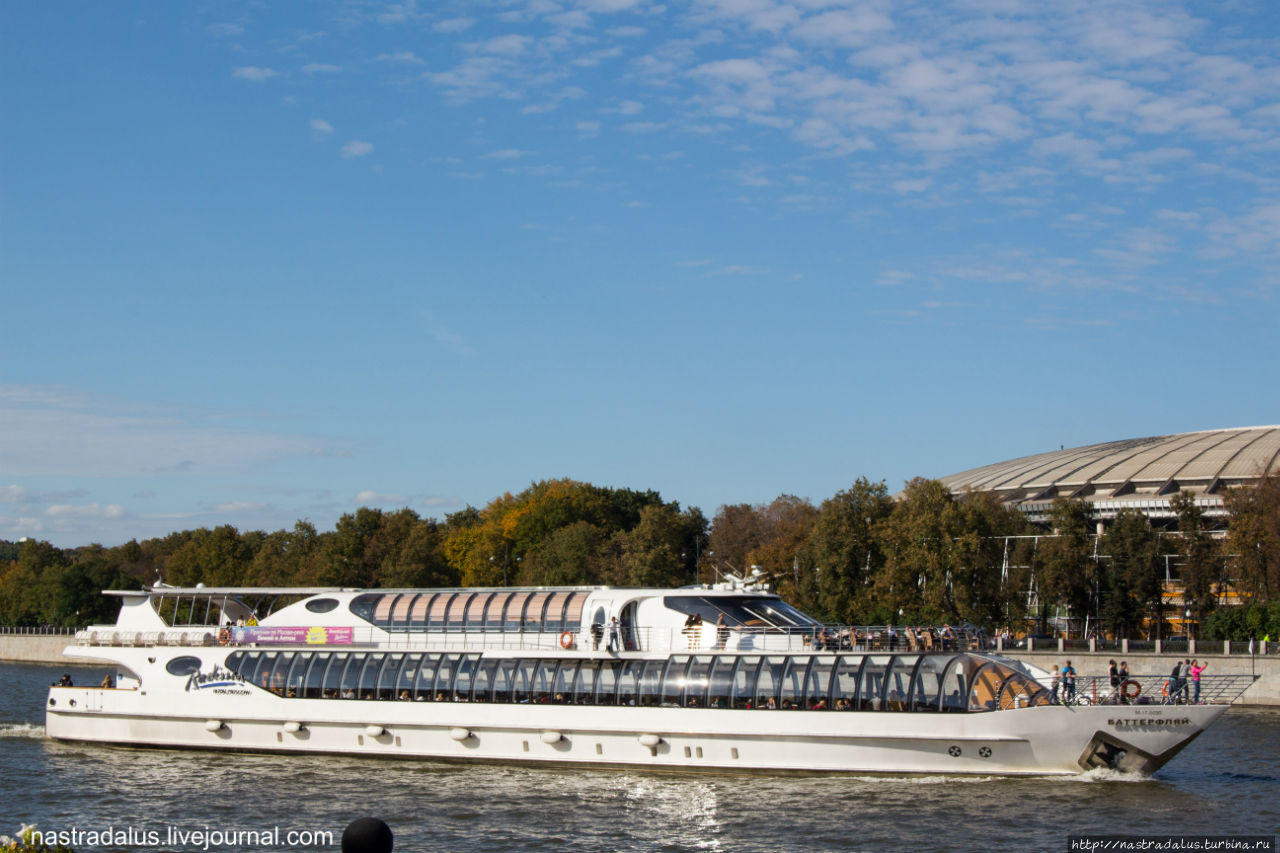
[305,598,339,614]
[166,656,202,676]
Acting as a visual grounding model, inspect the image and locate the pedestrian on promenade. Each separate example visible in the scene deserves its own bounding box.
[1049,665,1061,704]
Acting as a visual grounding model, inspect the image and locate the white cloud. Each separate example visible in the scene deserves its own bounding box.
[207,23,244,37]
[355,490,408,504]
[1,485,30,504]
[434,18,475,33]
[0,385,340,478]
[232,66,277,82]
[310,118,334,134]
[374,51,424,64]
[45,504,126,519]
[212,501,272,513]
[303,63,343,74]
[340,140,374,158]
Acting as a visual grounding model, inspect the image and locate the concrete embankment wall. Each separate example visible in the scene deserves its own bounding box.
[4,634,1278,705]
[999,650,1280,706]
[0,635,99,664]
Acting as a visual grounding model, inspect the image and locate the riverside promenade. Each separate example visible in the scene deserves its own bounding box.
[3,631,1277,705]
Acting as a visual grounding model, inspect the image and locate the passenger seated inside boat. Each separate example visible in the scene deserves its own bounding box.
[100,674,114,688]
[57,674,73,687]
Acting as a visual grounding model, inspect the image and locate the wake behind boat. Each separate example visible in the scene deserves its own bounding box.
[44,583,1252,775]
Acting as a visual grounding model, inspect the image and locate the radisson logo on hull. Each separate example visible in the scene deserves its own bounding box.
[186,665,251,696]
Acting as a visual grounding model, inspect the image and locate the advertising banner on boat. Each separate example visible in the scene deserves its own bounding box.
[229,626,354,645]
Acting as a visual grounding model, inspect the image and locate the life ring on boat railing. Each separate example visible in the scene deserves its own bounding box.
[1121,680,1142,701]
[559,631,575,650]
[217,627,232,646]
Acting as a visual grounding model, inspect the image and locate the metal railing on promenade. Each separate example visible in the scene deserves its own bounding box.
[0,626,79,636]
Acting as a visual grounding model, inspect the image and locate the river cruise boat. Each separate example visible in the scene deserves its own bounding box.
[45,583,1251,776]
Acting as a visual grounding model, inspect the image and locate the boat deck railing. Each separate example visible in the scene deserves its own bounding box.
[1038,674,1256,706]
[73,624,989,654]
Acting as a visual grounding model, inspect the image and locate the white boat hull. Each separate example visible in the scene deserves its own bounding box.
[46,684,1224,776]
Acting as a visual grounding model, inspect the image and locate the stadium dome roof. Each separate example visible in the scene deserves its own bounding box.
[938,426,1280,524]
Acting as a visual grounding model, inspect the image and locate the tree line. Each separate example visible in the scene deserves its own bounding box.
[2,473,1278,639]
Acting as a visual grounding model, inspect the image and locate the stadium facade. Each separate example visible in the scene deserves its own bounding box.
[938,426,1280,530]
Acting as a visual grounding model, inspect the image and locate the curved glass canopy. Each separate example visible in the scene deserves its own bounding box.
[222,651,1051,713]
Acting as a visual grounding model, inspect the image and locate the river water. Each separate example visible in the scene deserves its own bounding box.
[1,662,1276,852]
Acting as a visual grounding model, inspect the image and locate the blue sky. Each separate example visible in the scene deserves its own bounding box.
[2,0,1278,547]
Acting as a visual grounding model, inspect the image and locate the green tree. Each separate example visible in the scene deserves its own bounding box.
[1171,491,1222,636]
[806,478,893,623]
[1099,508,1160,639]
[1224,471,1280,602]
[1032,499,1096,636]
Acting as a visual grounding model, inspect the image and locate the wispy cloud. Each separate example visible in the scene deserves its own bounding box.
[340,140,374,158]
[310,118,334,134]
[232,66,277,82]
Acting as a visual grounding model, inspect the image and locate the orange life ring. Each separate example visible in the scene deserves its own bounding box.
[1121,680,1141,700]
[559,630,575,650]
[217,627,232,646]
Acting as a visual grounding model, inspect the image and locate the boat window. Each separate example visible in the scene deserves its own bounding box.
[755,657,788,709]
[595,660,621,706]
[390,594,416,629]
[778,657,809,709]
[503,593,530,632]
[511,659,536,704]
[415,656,440,700]
[322,653,349,698]
[377,655,405,700]
[857,655,892,710]
[685,656,714,708]
[637,659,664,707]
[472,658,500,703]
[165,655,202,676]
[832,656,864,710]
[706,656,736,709]
[553,661,578,703]
[303,653,332,699]
[257,650,282,691]
[396,655,422,700]
[805,657,834,710]
[349,594,377,625]
[432,655,459,701]
[663,596,820,630]
[444,594,469,631]
[337,655,361,699]
[616,660,643,707]
[910,656,951,712]
[409,594,433,629]
[731,657,762,708]
[884,656,919,711]
[492,659,517,703]
[451,656,477,701]
[524,593,550,632]
[349,655,376,699]
[284,654,308,699]
[530,660,558,703]
[563,592,586,629]
[573,662,599,705]
[658,656,692,707]
[465,593,492,630]
[485,593,511,630]
[374,595,397,624]
[305,598,339,614]
[539,592,563,632]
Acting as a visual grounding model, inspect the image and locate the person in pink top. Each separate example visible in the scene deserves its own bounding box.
[1189,660,1208,704]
